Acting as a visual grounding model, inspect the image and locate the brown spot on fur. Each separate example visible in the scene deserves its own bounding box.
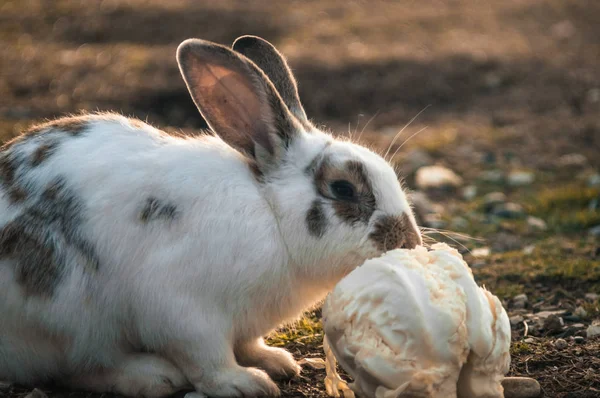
[139,197,178,223]
[31,142,59,166]
[0,153,27,203]
[314,158,376,225]
[0,177,100,296]
[306,199,327,238]
[0,216,61,297]
[369,213,422,252]
[7,186,27,203]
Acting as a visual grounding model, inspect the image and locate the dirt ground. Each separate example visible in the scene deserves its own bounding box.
[1,0,599,397]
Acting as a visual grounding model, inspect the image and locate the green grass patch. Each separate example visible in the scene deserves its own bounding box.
[266,313,323,348]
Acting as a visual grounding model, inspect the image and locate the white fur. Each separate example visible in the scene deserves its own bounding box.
[0,40,420,398]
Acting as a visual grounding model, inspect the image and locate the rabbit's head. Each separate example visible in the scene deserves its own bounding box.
[177,36,421,279]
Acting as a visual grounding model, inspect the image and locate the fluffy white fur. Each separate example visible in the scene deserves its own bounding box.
[0,37,420,398]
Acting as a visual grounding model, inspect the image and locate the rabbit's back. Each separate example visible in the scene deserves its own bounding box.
[0,113,276,383]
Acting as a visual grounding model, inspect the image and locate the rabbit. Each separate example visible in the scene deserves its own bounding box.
[0,35,422,398]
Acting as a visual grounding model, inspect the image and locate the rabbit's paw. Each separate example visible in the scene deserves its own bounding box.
[198,366,280,397]
[68,354,189,398]
[237,341,301,380]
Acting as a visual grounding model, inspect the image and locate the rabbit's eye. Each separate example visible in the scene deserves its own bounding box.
[331,180,356,201]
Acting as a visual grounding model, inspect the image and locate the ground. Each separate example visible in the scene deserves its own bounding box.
[0,0,599,397]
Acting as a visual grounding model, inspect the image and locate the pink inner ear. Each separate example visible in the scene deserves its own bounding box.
[187,61,273,155]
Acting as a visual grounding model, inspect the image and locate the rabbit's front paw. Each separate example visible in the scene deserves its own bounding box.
[237,341,301,380]
[198,366,280,397]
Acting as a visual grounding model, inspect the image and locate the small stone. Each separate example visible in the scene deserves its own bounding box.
[508,170,535,186]
[571,323,585,329]
[523,245,536,255]
[501,376,541,398]
[574,336,585,344]
[479,169,504,183]
[585,292,599,301]
[415,165,463,190]
[543,315,564,333]
[526,216,547,230]
[492,232,523,252]
[483,192,507,211]
[510,315,524,326]
[462,185,477,201]
[586,324,600,339]
[558,153,588,168]
[551,20,575,39]
[472,247,491,258]
[512,294,528,309]
[492,202,525,219]
[589,225,600,237]
[588,173,600,187]
[554,338,568,349]
[25,389,48,398]
[535,310,567,319]
[524,337,535,343]
[574,306,587,318]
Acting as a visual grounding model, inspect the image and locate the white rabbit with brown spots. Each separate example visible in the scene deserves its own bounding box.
[0,36,421,397]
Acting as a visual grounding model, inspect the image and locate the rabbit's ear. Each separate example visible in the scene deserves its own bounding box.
[232,35,308,125]
[177,39,301,172]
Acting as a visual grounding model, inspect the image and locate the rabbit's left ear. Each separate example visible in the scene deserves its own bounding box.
[177,38,301,174]
[232,35,309,125]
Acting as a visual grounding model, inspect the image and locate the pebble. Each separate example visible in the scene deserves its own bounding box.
[472,247,491,258]
[523,245,536,255]
[492,202,526,219]
[492,232,523,252]
[543,315,564,333]
[510,315,524,326]
[558,153,588,168]
[585,292,599,301]
[535,310,567,319]
[574,306,587,318]
[479,169,504,183]
[462,185,477,201]
[25,389,48,398]
[501,377,541,398]
[586,324,600,339]
[574,336,585,344]
[415,165,463,190]
[483,192,507,211]
[588,173,600,187]
[512,294,528,309]
[589,225,600,237]
[554,338,568,349]
[526,216,547,230]
[524,337,536,344]
[508,171,535,186]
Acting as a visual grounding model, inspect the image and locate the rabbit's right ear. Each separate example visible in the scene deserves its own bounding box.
[232,36,308,125]
[177,39,301,174]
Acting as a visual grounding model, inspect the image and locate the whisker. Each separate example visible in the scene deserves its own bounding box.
[420,227,485,242]
[383,104,431,160]
[356,110,380,142]
[388,126,428,161]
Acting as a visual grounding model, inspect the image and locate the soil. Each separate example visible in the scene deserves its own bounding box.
[1,0,599,397]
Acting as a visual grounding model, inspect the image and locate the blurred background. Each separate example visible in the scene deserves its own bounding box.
[1,0,599,396]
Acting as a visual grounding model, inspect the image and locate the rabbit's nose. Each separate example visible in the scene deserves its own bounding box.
[369,213,422,252]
